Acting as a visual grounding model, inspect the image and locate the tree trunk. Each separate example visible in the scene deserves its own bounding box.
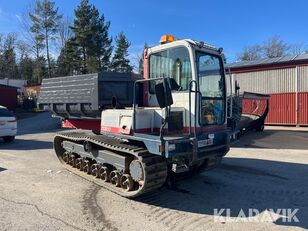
[98,55,101,71]
[45,27,51,78]
[82,46,87,74]
[36,43,40,83]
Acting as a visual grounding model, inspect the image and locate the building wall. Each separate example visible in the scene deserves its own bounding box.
[299,66,308,92]
[298,92,308,125]
[230,65,308,126]
[0,79,27,92]
[0,86,18,109]
[265,93,296,125]
[233,67,296,94]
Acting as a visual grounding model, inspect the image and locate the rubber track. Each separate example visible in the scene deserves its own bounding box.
[54,131,168,198]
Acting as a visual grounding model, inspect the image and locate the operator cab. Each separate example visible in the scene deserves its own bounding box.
[146,35,227,135]
[100,35,229,162]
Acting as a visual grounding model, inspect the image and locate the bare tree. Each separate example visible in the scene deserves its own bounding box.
[18,2,44,58]
[16,40,31,61]
[289,43,306,55]
[263,36,289,58]
[58,16,72,50]
[18,2,46,83]
[237,36,298,61]
[0,34,4,54]
[236,44,262,61]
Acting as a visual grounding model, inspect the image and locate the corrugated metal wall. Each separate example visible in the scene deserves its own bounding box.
[265,93,296,125]
[233,68,296,94]
[298,66,308,92]
[298,66,308,125]
[298,92,308,125]
[231,65,308,125]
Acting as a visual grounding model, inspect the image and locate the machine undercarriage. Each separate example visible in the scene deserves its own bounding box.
[54,131,168,198]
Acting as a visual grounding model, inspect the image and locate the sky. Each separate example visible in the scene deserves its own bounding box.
[0,0,307,65]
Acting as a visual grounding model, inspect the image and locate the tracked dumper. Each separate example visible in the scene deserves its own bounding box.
[39,35,232,198]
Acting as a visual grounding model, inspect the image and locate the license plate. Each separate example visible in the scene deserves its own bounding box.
[198,138,213,148]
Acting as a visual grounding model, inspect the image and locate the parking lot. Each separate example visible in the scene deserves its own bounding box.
[0,113,308,231]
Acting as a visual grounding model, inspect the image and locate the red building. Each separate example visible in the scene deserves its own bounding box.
[228,54,308,126]
[0,84,18,110]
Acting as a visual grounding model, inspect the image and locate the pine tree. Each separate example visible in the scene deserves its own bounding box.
[70,0,93,74]
[56,43,70,76]
[110,32,132,73]
[19,55,34,83]
[0,33,19,79]
[95,15,112,72]
[16,40,34,82]
[56,38,81,76]
[2,47,19,79]
[29,0,62,78]
[32,56,48,83]
[28,16,45,82]
[70,0,112,74]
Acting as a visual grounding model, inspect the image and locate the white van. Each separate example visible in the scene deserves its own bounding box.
[0,106,17,142]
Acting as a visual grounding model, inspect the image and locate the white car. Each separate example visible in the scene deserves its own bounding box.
[0,106,17,142]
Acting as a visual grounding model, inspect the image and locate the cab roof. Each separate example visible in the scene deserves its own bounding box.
[184,38,218,51]
[149,36,221,55]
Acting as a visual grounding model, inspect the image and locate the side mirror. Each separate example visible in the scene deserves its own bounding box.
[155,79,173,108]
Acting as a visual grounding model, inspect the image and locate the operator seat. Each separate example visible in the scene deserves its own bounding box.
[169,78,182,91]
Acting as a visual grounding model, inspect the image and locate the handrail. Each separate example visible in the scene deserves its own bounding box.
[132,77,170,134]
[188,80,200,138]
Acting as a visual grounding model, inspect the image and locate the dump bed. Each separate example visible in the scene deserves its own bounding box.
[38,72,142,119]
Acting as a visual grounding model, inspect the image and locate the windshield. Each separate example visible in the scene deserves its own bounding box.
[149,47,192,93]
[0,108,14,117]
[197,52,225,125]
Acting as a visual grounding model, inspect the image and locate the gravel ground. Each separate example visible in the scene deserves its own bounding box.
[0,112,307,231]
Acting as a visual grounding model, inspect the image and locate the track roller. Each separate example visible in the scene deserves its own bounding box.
[110,171,121,187]
[82,160,91,174]
[69,154,76,167]
[99,166,110,182]
[75,158,83,170]
[62,152,70,164]
[120,174,134,192]
[91,164,100,177]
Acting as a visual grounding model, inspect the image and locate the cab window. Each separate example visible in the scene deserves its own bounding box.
[197,52,225,125]
[149,47,192,93]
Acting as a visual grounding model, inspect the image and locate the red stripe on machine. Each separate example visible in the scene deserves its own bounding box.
[101,124,227,135]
